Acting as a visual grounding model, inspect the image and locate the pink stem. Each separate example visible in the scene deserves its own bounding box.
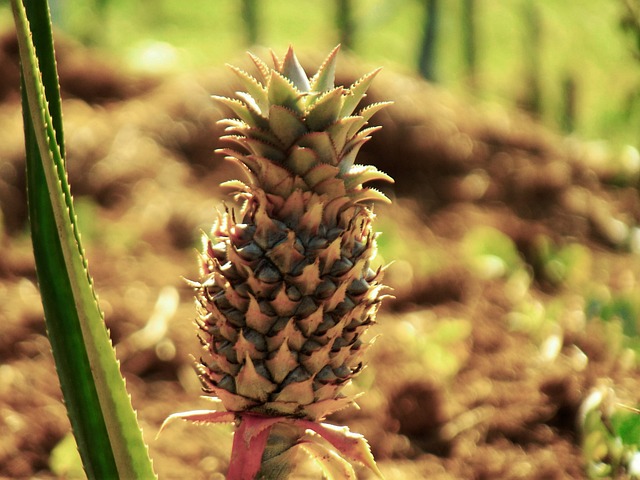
[227,414,281,480]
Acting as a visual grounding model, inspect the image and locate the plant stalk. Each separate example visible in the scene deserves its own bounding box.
[257,423,301,480]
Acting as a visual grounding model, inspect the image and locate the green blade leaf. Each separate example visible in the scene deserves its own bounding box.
[24,120,119,477]
[11,1,156,478]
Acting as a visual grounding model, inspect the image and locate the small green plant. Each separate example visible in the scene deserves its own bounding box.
[580,386,640,479]
[532,235,592,288]
[398,314,471,380]
[161,46,392,478]
[461,225,523,280]
[586,290,640,363]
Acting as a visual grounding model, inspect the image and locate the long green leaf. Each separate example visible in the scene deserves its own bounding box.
[11,1,156,478]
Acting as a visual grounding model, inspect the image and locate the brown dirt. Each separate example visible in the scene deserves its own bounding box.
[1,33,640,479]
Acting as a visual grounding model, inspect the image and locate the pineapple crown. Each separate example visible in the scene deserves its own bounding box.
[215,45,393,206]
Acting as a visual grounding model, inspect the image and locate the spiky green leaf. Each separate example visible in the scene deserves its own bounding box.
[326,116,365,154]
[343,165,394,189]
[296,132,337,165]
[269,105,307,148]
[11,1,156,478]
[304,163,340,189]
[306,87,345,132]
[358,101,393,123]
[268,70,303,114]
[228,64,269,112]
[248,51,271,84]
[350,187,392,204]
[281,46,311,93]
[339,138,368,174]
[214,95,267,129]
[341,68,381,117]
[310,45,340,94]
[288,146,319,175]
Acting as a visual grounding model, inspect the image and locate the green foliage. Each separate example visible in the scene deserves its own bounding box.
[507,296,548,337]
[533,235,592,287]
[585,287,640,364]
[580,388,640,479]
[417,317,472,379]
[461,226,523,280]
[520,0,542,116]
[597,296,638,336]
[375,212,446,278]
[11,0,155,478]
[391,313,472,380]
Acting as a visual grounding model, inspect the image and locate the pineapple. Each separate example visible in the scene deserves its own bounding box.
[161,46,392,478]
[196,46,392,423]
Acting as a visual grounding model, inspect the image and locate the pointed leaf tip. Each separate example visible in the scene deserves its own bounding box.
[358,101,393,123]
[157,410,236,438]
[311,45,341,93]
[341,68,383,117]
[247,51,271,84]
[282,46,311,93]
[270,48,282,72]
[227,64,269,112]
[343,165,394,190]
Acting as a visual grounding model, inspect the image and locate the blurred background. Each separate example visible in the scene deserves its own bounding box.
[1,0,639,144]
[2,1,640,478]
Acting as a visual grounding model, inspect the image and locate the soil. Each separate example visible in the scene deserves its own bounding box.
[1,32,640,479]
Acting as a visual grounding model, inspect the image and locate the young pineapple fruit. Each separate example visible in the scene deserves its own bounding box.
[196,46,392,423]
